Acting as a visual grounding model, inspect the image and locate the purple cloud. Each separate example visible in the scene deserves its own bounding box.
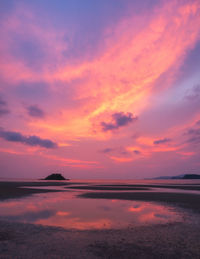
[27,105,45,118]
[185,84,200,101]
[100,148,114,153]
[154,138,171,145]
[0,128,57,149]
[133,150,141,154]
[186,128,200,144]
[0,96,10,116]
[101,112,137,131]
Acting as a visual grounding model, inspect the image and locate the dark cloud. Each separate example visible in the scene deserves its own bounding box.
[154,138,171,145]
[100,148,114,153]
[12,35,47,72]
[0,128,57,148]
[100,146,129,155]
[186,128,200,144]
[101,112,137,131]
[120,150,129,155]
[133,150,141,155]
[27,105,45,118]
[0,96,10,116]
[185,84,200,101]
[16,81,49,100]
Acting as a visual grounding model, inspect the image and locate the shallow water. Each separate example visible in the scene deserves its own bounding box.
[0,179,199,230]
[0,183,189,230]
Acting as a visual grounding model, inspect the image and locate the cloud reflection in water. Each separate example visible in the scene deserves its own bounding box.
[0,191,182,230]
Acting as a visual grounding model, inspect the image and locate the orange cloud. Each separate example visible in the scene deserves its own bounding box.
[0,145,99,168]
[29,0,200,140]
[110,156,134,163]
[0,148,24,155]
[41,154,99,168]
[56,211,70,217]
[1,0,200,159]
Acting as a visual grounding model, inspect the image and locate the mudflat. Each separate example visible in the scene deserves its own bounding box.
[79,191,200,213]
[0,220,200,258]
[0,181,69,200]
[70,183,200,191]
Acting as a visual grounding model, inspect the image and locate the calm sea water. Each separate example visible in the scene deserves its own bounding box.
[0,179,199,230]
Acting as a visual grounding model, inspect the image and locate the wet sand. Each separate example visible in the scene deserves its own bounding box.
[0,220,200,258]
[70,183,200,191]
[0,181,200,258]
[1,181,199,201]
[79,191,200,213]
[0,181,70,200]
[67,185,150,191]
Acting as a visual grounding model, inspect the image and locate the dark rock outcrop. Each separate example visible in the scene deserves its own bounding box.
[44,174,67,180]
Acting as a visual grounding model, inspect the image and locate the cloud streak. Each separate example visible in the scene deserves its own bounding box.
[27,105,45,118]
[186,128,200,144]
[0,96,10,116]
[100,148,114,153]
[185,84,200,101]
[154,138,171,145]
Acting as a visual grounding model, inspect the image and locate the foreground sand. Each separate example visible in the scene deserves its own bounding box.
[0,181,200,258]
[0,181,73,200]
[0,220,200,259]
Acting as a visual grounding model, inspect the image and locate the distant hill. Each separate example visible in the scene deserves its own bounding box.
[153,174,200,180]
[43,173,69,180]
[182,174,200,179]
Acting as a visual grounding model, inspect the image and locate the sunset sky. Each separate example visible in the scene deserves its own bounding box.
[0,0,200,179]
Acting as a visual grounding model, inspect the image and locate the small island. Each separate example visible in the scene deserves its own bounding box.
[44,173,68,180]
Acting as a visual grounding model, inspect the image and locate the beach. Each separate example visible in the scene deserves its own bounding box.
[0,180,200,258]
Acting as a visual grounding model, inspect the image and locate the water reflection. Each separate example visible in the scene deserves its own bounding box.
[0,190,183,230]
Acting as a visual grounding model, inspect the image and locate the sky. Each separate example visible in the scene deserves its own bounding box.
[0,0,200,179]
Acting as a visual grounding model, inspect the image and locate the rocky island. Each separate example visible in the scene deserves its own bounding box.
[44,173,68,180]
